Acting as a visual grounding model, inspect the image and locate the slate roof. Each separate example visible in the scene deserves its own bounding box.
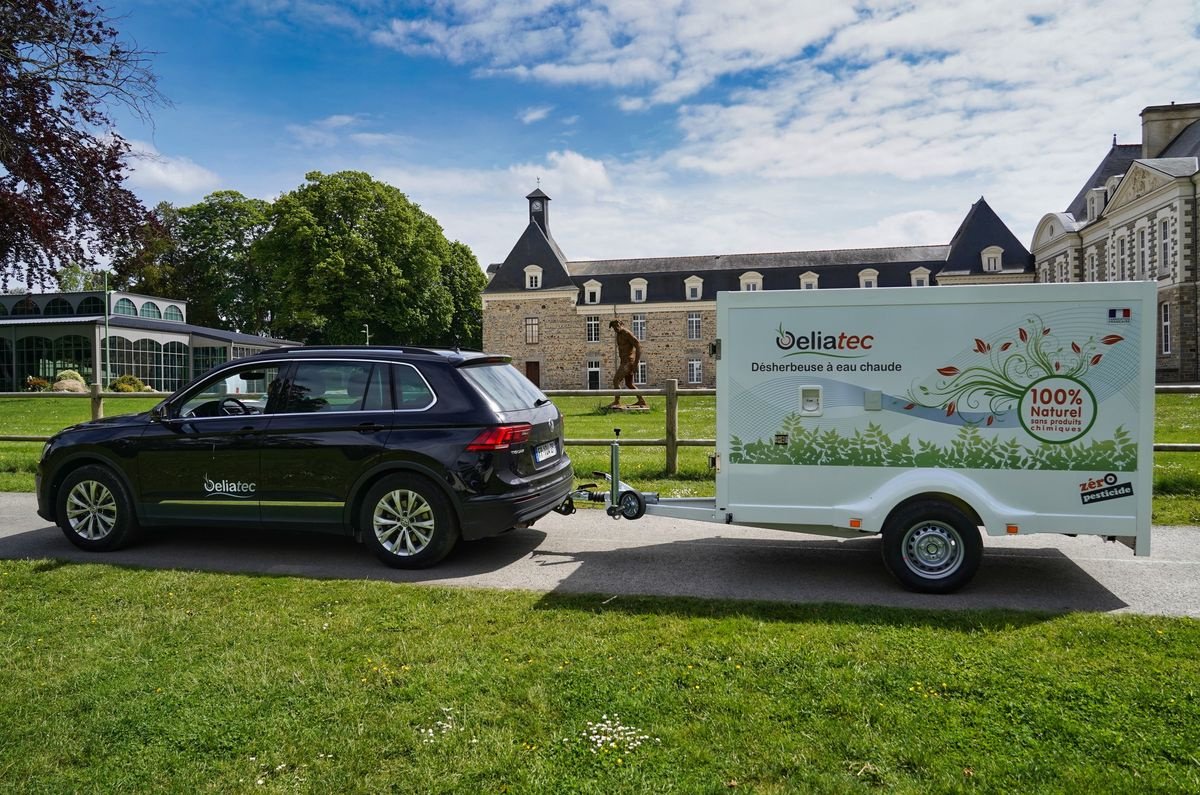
[1064,143,1142,220]
[485,193,1033,305]
[1141,157,1200,178]
[1160,118,1200,158]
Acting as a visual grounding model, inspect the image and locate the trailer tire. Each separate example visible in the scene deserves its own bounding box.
[617,490,646,520]
[881,501,982,594]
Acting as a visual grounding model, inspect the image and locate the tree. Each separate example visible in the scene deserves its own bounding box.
[258,171,457,346]
[112,192,273,334]
[55,260,107,291]
[431,240,486,349]
[1,0,163,288]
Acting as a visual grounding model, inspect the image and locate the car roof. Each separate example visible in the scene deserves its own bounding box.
[247,345,510,367]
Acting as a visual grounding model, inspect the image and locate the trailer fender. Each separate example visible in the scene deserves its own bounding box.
[836,469,1033,536]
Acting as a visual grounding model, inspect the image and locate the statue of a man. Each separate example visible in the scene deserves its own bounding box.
[609,319,647,408]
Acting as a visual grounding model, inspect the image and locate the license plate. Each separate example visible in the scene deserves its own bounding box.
[533,441,557,463]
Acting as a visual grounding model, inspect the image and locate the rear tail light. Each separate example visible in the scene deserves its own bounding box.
[466,423,532,451]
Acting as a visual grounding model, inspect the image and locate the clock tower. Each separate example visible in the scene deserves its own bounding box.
[527,188,550,235]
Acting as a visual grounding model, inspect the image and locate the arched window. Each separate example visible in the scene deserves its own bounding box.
[0,338,13,391]
[51,335,93,384]
[44,298,74,316]
[12,297,40,316]
[133,339,163,390]
[0,302,8,316]
[113,298,137,316]
[739,272,763,291]
[164,305,184,321]
[139,301,162,319]
[103,336,133,385]
[77,296,104,315]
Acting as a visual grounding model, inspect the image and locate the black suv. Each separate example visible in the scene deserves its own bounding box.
[36,346,573,568]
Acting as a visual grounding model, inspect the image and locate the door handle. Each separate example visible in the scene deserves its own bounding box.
[356,422,385,434]
[234,426,256,436]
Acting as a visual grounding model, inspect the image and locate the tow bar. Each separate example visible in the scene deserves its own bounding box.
[554,428,653,520]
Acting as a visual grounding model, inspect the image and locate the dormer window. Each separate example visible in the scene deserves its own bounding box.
[739,271,763,291]
[629,278,647,303]
[910,266,931,287]
[981,246,1003,272]
[799,271,818,290]
[583,279,601,304]
[524,265,542,290]
[858,268,879,288]
[684,275,704,301]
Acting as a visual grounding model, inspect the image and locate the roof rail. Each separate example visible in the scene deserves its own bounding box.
[250,345,446,357]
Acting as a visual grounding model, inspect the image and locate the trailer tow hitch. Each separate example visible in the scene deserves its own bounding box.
[562,428,654,520]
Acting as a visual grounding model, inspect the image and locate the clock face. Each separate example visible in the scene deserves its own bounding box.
[531,201,543,211]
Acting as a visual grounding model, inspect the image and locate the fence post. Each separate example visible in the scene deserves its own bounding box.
[665,378,678,476]
[91,383,103,420]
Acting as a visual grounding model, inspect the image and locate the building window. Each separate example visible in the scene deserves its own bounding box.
[634,361,647,386]
[586,315,600,343]
[164,305,184,321]
[981,246,1004,272]
[1117,237,1126,280]
[586,359,601,389]
[687,358,702,384]
[524,317,539,344]
[1160,219,1171,277]
[1137,228,1147,280]
[632,313,646,341]
[629,278,647,303]
[113,297,137,316]
[685,275,703,300]
[1056,260,1069,283]
[800,271,819,290]
[858,268,878,288]
[739,271,763,291]
[77,296,104,315]
[524,265,542,290]
[583,279,601,304]
[1161,302,1171,355]
[910,267,930,287]
[687,311,701,340]
[43,298,74,316]
[140,300,162,319]
[1087,252,1098,282]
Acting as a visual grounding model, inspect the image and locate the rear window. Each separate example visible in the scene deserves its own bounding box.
[460,363,547,412]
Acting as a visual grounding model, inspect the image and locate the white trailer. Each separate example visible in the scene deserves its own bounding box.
[593,283,1157,593]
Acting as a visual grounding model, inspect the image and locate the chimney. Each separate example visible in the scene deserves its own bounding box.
[1140,101,1200,159]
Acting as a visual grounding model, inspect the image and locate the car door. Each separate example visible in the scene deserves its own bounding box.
[135,361,283,525]
[256,360,394,530]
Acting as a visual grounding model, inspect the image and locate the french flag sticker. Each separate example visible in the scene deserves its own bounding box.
[1108,307,1131,322]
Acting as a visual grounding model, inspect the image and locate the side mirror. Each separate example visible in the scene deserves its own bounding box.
[150,403,169,422]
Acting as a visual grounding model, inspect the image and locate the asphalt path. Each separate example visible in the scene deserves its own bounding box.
[2,491,1198,617]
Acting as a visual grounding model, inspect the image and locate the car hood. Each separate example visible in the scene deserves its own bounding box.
[60,412,152,434]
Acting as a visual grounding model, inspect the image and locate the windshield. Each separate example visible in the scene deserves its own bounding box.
[460,363,547,412]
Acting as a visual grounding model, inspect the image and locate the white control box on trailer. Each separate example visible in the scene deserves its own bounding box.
[620,283,1157,593]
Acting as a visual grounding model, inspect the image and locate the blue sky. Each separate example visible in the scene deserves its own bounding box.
[112,0,1200,267]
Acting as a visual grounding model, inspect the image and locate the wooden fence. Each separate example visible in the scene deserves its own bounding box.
[3,381,1199,474]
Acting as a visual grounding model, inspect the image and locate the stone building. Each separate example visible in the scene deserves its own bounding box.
[0,290,296,392]
[1032,101,1200,382]
[483,189,1033,389]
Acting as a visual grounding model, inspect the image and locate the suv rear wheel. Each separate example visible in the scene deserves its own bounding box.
[56,465,140,551]
[362,474,459,568]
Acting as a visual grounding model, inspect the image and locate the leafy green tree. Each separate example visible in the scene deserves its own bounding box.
[55,261,107,292]
[112,193,272,334]
[431,240,486,349]
[258,171,456,345]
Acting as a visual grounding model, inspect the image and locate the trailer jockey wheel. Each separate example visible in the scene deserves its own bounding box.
[618,490,646,520]
[881,500,982,594]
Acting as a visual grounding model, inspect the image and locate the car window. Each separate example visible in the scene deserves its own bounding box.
[394,363,435,410]
[281,362,380,413]
[459,363,546,412]
[177,364,281,418]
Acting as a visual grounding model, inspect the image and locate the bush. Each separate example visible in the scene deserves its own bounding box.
[108,374,146,393]
[55,369,85,384]
[24,376,49,392]
[51,380,88,393]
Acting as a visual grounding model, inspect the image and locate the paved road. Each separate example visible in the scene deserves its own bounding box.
[2,492,1198,616]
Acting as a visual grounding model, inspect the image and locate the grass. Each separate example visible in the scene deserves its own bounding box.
[0,560,1197,792]
[3,394,1200,523]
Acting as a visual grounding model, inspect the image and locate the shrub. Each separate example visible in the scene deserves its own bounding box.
[55,369,86,384]
[24,376,50,392]
[108,374,146,393]
[51,380,88,393]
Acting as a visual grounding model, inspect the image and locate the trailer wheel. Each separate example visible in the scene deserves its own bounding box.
[618,490,646,520]
[881,501,982,594]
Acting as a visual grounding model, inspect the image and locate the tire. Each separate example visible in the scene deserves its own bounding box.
[361,474,459,569]
[56,465,140,552]
[880,500,982,594]
[618,490,646,520]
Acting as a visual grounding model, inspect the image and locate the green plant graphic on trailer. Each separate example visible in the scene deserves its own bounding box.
[728,422,1136,471]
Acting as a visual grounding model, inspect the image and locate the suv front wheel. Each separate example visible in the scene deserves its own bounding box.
[362,474,459,568]
[56,465,140,551]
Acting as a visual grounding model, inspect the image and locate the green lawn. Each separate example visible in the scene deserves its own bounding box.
[0,560,1197,793]
[3,394,1200,523]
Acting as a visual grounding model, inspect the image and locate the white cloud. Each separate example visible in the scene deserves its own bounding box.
[518,105,553,124]
[125,140,220,194]
[286,114,363,147]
